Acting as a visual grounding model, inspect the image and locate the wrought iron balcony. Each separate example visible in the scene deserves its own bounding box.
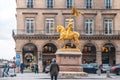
[12,29,120,40]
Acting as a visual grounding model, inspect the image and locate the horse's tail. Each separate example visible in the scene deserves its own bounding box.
[74,32,80,38]
[73,32,80,43]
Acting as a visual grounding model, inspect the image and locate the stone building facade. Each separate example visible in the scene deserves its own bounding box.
[13,0,120,72]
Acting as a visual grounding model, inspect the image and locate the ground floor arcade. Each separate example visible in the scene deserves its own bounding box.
[15,40,120,72]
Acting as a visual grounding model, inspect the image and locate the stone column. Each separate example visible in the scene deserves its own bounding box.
[38,51,43,72]
[116,51,120,64]
[96,51,102,65]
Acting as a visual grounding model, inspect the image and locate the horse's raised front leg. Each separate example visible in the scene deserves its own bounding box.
[58,34,65,40]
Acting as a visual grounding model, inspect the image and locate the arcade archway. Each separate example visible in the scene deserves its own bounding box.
[82,43,96,64]
[22,43,38,69]
[42,43,57,65]
[42,43,57,72]
[101,43,116,65]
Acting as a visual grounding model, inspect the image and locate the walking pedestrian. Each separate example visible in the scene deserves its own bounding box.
[5,64,10,76]
[97,64,103,76]
[20,63,24,74]
[49,58,59,80]
[2,63,8,77]
[31,65,34,72]
[105,65,112,78]
[34,64,39,74]
[43,60,47,72]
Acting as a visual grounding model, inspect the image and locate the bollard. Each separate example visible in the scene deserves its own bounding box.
[106,70,111,78]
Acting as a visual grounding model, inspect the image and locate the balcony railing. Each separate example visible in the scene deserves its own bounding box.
[12,29,120,36]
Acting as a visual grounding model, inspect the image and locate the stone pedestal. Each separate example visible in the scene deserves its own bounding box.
[56,48,88,78]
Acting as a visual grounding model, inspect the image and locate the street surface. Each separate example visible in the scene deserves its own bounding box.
[0,72,120,80]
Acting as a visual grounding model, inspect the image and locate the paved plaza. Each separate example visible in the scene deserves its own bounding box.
[0,72,120,80]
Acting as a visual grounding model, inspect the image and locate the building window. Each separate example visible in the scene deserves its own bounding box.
[66,0,73,8]
[104,19,113,34]
[45,18,55,34]
[86,0,93,9]
[46,0,53,8]
[84,18,94,34]
[25,18,35,34]
[105,0,112,9]
[26,0,34,8]
[65,18,74,30]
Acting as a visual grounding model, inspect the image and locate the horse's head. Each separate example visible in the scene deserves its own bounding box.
[57,25,65,32]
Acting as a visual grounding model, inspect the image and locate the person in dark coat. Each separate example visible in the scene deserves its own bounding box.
[5,64,10,76]
[34,64,39,74]
[20,63,24,74]
[31,65,34,72]
[97,64,103,76]
[43,60,47,72]
[2,63,8,77]
[49,58,59,80]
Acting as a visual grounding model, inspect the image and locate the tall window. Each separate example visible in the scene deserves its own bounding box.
[84,18,94,34]
[26,0,34,8]
[66,0,73,8]
[65,18,74,30]
[105,0,112,9]
[45,18,54,34]
[86,0,93,9]
[46,0,53,8]
[104,19,113,34]
[25,18,35,34]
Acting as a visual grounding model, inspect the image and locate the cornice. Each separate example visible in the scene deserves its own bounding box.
[13,35,120,41]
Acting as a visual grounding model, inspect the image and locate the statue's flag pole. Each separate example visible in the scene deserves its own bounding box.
[71,7,84,17]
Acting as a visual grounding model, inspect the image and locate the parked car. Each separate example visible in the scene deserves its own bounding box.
[101,64,111,73]
[89,63,98,68]
[111,64,120,75]
[80,63,98,74]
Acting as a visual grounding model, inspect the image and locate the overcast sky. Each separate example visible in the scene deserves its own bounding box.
[0,0,16,60]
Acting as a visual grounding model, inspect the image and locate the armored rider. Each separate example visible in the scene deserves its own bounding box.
[65,19,73,38]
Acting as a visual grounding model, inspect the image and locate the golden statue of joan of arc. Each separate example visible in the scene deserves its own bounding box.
[57,19,80,48]
[56,7,83,49]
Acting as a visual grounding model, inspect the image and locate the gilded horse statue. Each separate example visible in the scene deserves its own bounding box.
[57,25,80,48]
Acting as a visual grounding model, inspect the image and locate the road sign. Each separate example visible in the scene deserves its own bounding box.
[16,60,20,66]
[16,54,20,59]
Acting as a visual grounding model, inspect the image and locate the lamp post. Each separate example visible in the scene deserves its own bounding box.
[13,56,16,73]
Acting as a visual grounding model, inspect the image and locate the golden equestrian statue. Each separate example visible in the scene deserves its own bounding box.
[57,19,80,49]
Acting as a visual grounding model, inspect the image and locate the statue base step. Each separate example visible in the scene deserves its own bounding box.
[58,71,88,78]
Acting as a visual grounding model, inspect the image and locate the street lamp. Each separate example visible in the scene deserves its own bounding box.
[102,46,108,53]
[13,56,16,73]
